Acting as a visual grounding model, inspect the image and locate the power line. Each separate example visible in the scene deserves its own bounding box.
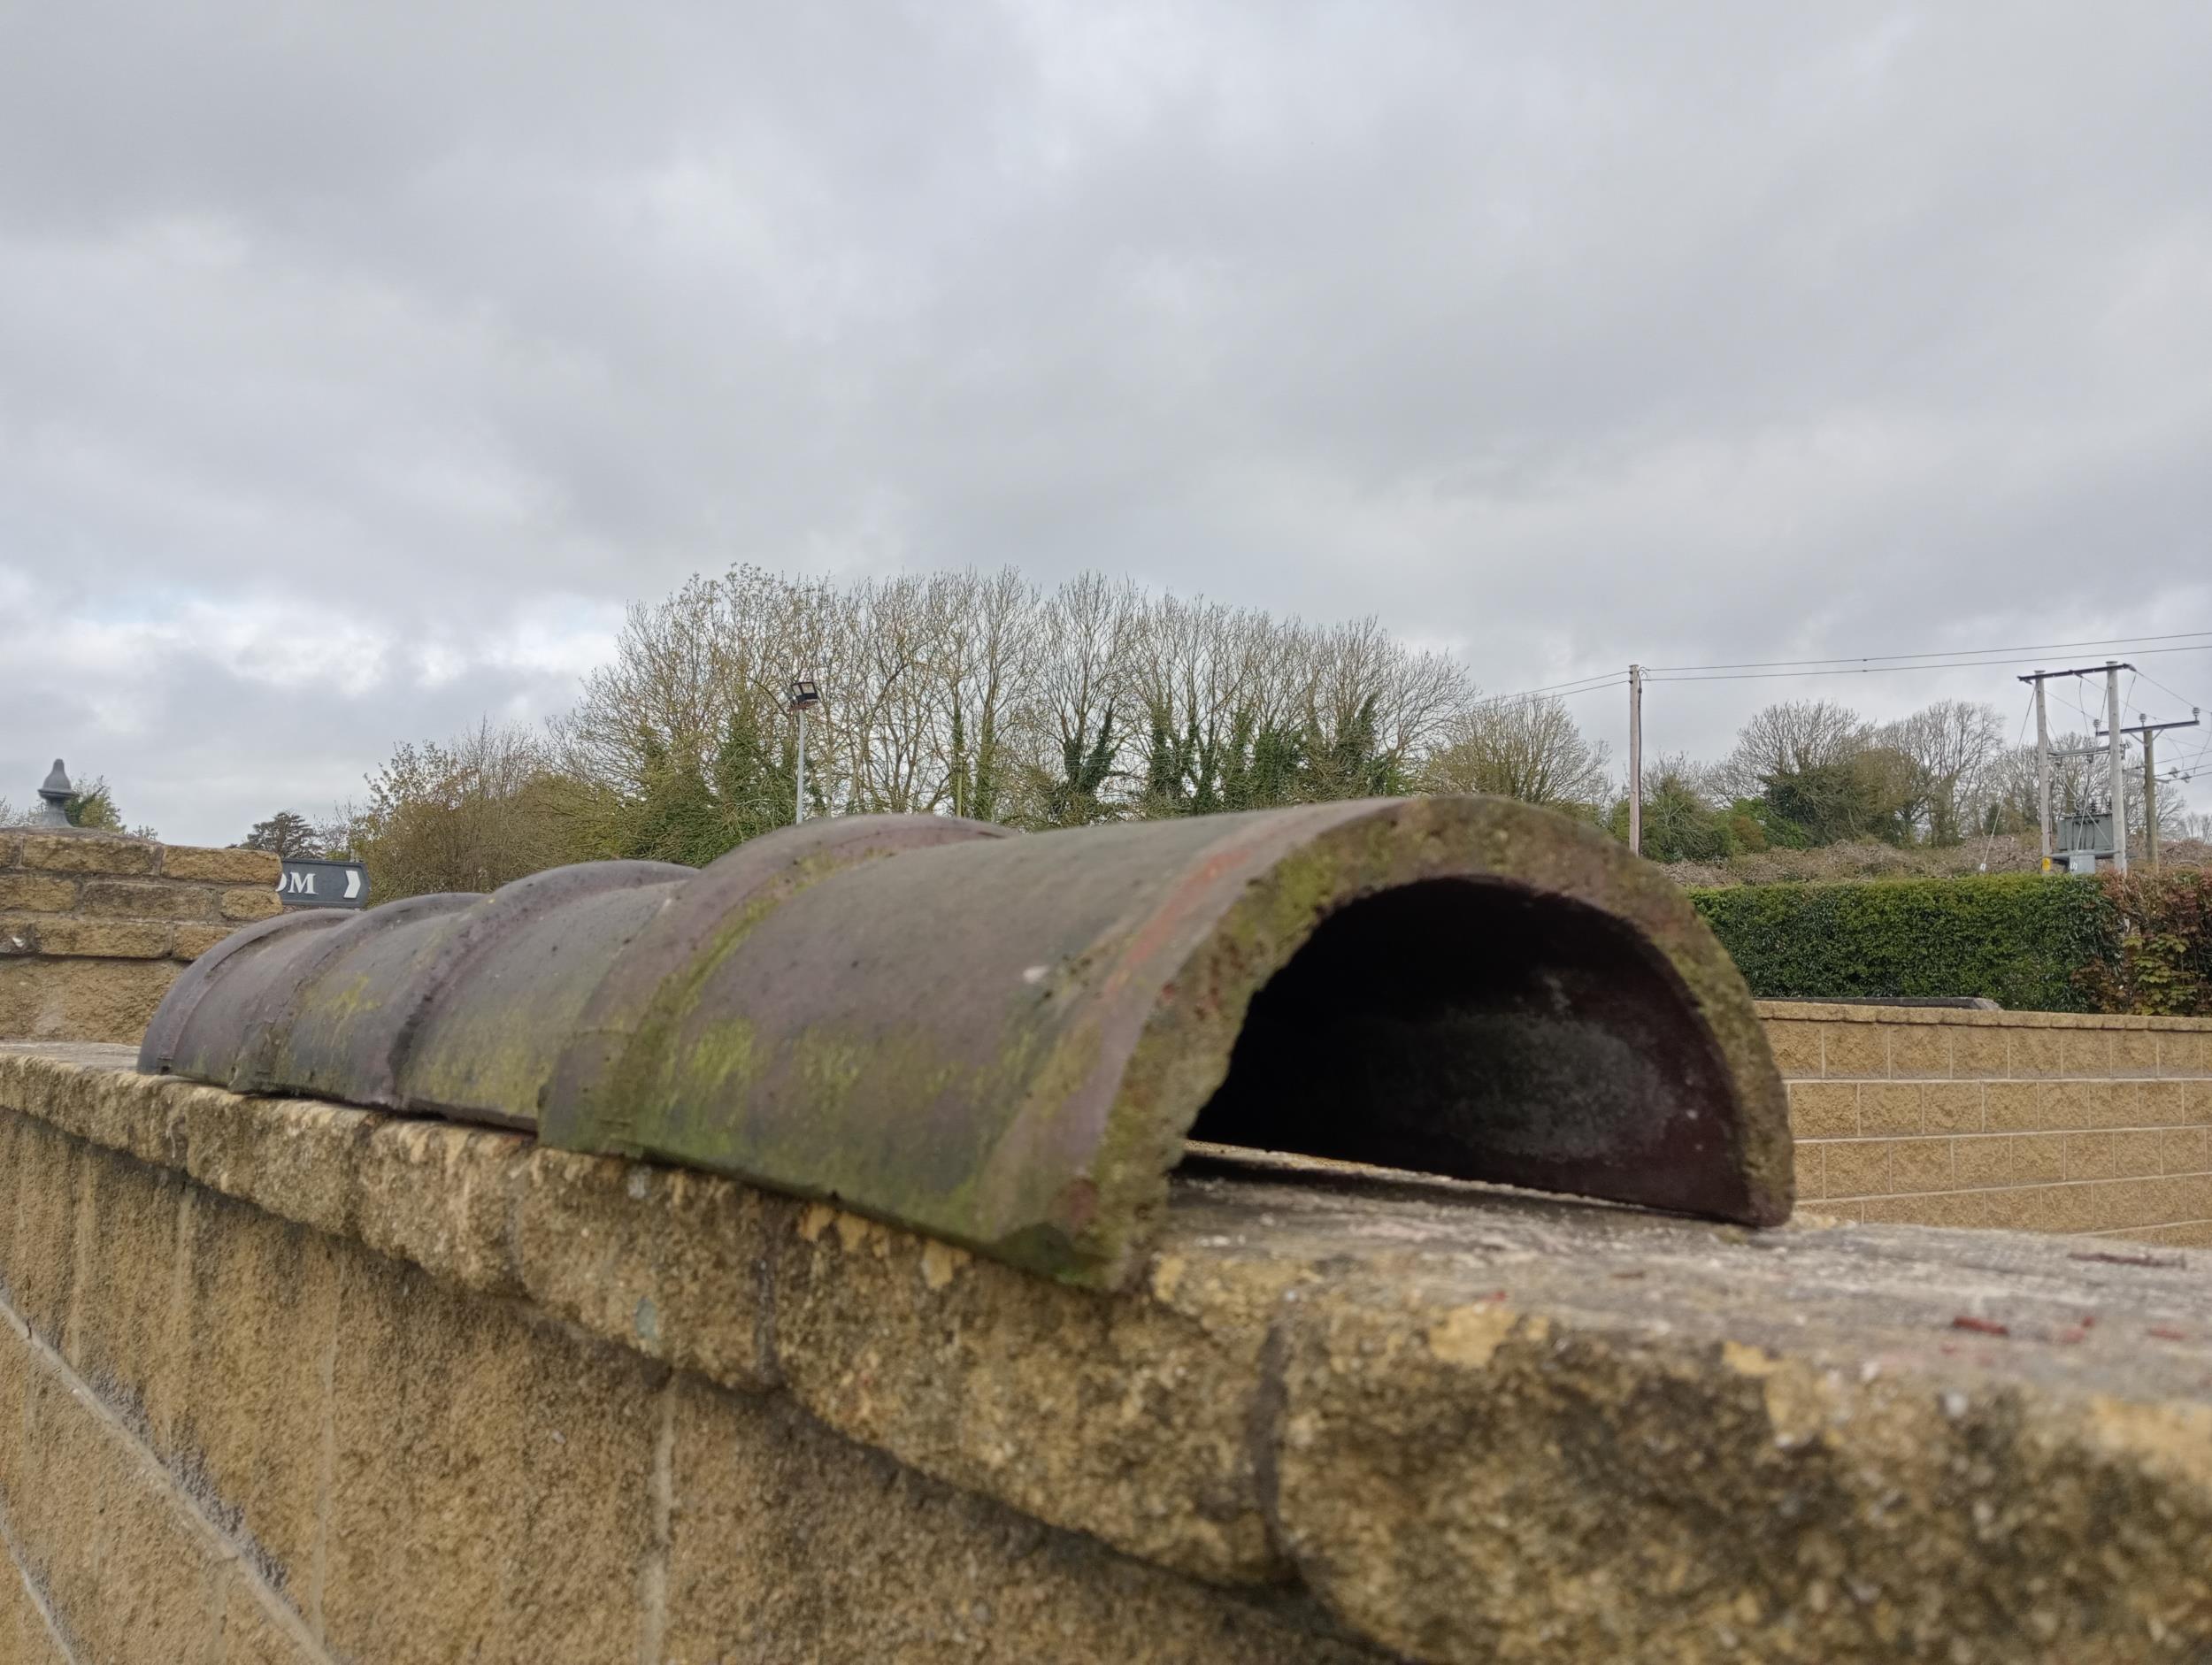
[2137,666,2210,720]
[1467,671,1625,710]
[1644,642,2212,684]
[1646,629,2212,675]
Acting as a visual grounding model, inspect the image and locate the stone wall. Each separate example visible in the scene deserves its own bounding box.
[1765,1001,2212,1245]
[7,1042,2212,1661]
[0,833,280,1045]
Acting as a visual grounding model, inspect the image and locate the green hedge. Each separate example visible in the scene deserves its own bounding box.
[1688,874,2113,1012]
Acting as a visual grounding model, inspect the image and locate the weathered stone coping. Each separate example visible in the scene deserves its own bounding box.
[7,1043,2212,1661]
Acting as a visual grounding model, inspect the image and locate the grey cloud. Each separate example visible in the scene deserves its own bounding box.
[4,0,2209,842]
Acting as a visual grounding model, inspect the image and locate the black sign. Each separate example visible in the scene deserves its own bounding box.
[276,860,370,909]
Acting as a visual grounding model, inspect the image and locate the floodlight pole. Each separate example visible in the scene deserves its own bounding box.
[795,706,808,825]
[787,678,822,825]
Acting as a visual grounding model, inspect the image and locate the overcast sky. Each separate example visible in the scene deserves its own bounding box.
[4,1,2208,844]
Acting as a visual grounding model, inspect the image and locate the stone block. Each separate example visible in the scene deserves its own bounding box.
[2043,1078,2103,1131]
[1858,1083,1924,1137]
[2192,1079,2212,1126]
[61,1143,187,1443]
[2159,1126,2212,1177]
[662,1378,1369,1665]
[0,831,18,868]
[1791,1143,1824,1201]
[1760,1019,1822,1078]
[2010,1028,2065,1078]
[2063,1132,2119,1181]
[219,888,283,923]
[2060,1029,2116,1078]
[1821,1022,1887,1079]
[320,1252,659,1665]
[0,1282,28,1507]
[350,1119,526,1297]
[1786,1081,1856,1139]
[2,917,172,959]
[1265,1270,2212,1664]
[2164,1173,2212,1222]
[1887,1137,1954,1193]
[2084,1079,2147,1130]
[1950,1024,2009,1078]
[0,876,77,914]
[2113,1029,2162,1078]
[1823,1139,1888,1199]
[2090,1179,2161,1233]
[1887,1025,1951,1079]
[0,1543,71,1665]
[1981,1185,2055,1232]
[178,1091,370,1241]
[164,1190,342,1603]
[510,1147,777,1393]
[2162,1030,2212,1078]
[172,924,235,960]
[78,879,213,922]
[11,1364,226,1665]
[770,1199,1293,1582]
[2139,1081,2192,1127]
[2012,1132,2067,1185]
[2113,1129,2166,1180]
[1952,1134,2013,1189]
[59,1062,191,1170]
[1921,1082,1983,1133]
[216,1572,320,1665]
[159,846,281,886]
[14,835,157,876]
[2,1115,81,1347]
[0,956,180,1045]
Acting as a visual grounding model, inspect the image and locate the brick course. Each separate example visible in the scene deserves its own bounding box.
[1764,1001,2212,1249]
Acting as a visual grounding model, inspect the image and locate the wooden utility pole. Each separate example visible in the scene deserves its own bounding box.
[2146,727,2158,872]
[2109,710,2202,875]
[2032,674,2051,871]
[1627,664,1643,857]
[2107,664,2128,875]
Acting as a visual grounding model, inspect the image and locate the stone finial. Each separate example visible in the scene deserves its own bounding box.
[28,759,73,828]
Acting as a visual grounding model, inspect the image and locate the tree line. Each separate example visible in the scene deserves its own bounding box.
[1629,697,2201,864]
[225,564,2196,896]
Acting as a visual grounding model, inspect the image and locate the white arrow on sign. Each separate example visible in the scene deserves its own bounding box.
[344,868,362,899]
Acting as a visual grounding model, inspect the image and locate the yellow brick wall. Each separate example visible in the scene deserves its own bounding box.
[1761,1002,2212,1247]
[0,832,280,1044]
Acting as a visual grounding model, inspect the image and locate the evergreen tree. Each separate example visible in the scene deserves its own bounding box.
[239,810,322,857]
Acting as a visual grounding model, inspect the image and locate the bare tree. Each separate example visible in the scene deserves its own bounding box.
[1127,593,1270,812]
[1421,694,1610,809]
[1025,572,1139,823]
[1716,700,1870,801]
[1877,701,2006,845]
[930,567,1038,824]
[828,574,946,814]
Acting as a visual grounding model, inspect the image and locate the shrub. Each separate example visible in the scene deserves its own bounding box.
[1691,870,2212,1015]
[2077,870,2212,1017]
[1689,874,2111,1012]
